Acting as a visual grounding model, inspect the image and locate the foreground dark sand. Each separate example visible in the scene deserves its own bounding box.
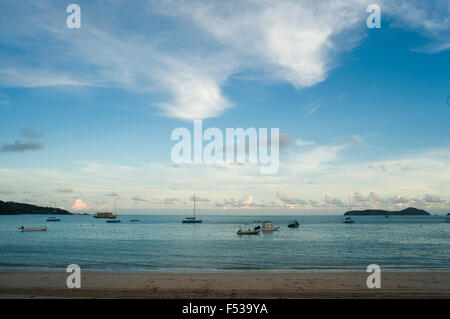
[0,271,449,299]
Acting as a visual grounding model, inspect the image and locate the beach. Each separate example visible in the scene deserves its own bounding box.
[1,271,449,299]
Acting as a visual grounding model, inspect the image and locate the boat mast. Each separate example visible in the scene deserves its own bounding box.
[193,194,196,219]
[348,194,351,216]
[115,199,117,215]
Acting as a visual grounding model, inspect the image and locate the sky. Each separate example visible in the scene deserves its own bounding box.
[0,0,449,215]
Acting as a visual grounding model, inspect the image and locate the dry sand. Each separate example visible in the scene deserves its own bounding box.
[0,271,449,299]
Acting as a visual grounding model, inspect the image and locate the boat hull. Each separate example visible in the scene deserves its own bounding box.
[20,227,48,232]
[237,230,260,235]
[182,219,202,223]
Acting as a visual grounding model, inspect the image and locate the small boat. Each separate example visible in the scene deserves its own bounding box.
[19,226,48,232]
[344,196,355,224]
[237,226,261,235]
[343,217,355,224]
[288,220,299,228]
[445,218,450,223]
[106,220,121,223]
[385,215,389,218]
[182,194,203,223]
[261,221,280,231]
[46,217,61,222]
[130,219,140,222]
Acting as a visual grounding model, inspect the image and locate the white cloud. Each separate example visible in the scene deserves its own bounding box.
[71,198,88,211]
[0,144,449,213]
[0,0,448,121]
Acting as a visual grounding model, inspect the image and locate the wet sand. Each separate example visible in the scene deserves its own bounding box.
[0,271,449,299]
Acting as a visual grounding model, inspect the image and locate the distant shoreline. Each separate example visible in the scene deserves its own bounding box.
[0,200,72,215]
[344,207,430,216]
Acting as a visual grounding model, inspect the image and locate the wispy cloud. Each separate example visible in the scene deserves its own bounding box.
[21,127,43,138]
[57,188,74,194]
[132,196,147,202]
[1,1,446,120]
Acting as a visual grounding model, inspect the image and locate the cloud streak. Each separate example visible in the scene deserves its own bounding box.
[1,140,44,153]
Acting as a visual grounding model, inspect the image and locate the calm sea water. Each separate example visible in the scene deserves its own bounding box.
[0,215,449,272]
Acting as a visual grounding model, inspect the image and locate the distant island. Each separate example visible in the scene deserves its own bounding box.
[344,207,430,216]
[0,200,72,215]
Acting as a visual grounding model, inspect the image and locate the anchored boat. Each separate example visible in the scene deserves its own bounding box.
[19,226,48,232]
[46,217,60,222]
[94,212,116,219]
[182,194,203,223]
[288,220,299,228]
[237,226,261,235]
[261,221,280,231]
[343,217,355,224]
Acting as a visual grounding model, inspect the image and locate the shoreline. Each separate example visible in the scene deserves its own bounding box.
[1,271,449,299]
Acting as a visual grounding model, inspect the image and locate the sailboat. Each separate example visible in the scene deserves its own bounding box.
[107,199,121,223]
[343,195,355,224]
[182,194,203,223]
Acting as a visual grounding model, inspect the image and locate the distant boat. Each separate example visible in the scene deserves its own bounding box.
[445,218,450,223]
[344,196,355,223]
[288,220,299,228]
[130,219,140,222]
[94,212,116,219]
[46,217,60,222]
[343,217,355,224]
[19,226,48,232]
[237,226,261,235]
[261,221,280,231]
[104,199,119,222]
[182,194,203,223]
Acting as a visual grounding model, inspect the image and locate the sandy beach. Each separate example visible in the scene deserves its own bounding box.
[0,271,449,299]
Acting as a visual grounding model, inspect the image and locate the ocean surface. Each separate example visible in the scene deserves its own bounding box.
[0,214,449,273]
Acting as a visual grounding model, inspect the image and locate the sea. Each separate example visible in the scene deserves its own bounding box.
[0,214,449,273]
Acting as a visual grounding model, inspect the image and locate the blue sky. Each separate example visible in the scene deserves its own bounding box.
[0,0,449,214]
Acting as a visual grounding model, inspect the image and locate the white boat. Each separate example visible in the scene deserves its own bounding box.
[237,226,261,235]
[19,226,48,232]
[343,217,355,224]
[261,221,279,231]
[343,196,355,224]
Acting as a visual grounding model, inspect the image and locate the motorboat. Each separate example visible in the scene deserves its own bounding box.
[106,220,121,223]
[19,226,48,232]
[287,220,299,228]
[46,217,60,222]
[237,226,261,235]
[261,221,280,231]
[130,219,140,222]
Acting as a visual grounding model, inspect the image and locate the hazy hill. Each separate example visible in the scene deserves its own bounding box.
[0,200,72,215]
[344,207,430,216]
